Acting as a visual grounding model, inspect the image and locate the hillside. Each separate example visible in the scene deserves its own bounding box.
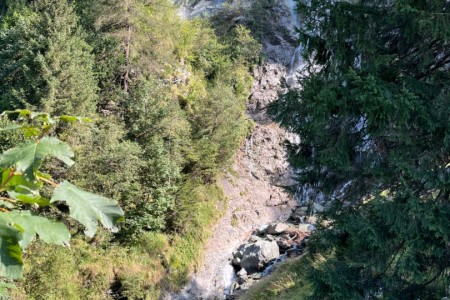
[0,0,449,299]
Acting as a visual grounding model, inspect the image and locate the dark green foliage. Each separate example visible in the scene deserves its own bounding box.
[229,25,263,67]
[273,0,450,298]
[0,0,98,116]
[188,83,248,179]
[0,116,24,152]
[62,119,144,212]
[0,0,259,296]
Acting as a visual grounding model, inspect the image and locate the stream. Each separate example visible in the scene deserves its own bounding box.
[284,0,306,86]
[167,1,307,299]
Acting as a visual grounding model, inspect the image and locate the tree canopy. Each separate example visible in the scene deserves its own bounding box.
[273,0,450,298]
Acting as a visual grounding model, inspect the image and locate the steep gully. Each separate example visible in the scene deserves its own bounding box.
[168,1,307,298]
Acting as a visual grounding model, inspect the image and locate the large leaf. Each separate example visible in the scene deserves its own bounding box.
[3,211,70,249]
[0,124,41,137]
[1,170,41,191]
[0,215,23,279]
[8,189,50,207]
[0,282,16,297]
[51,181,124,238]
[0,137,74,179]
[0,170,49,206]
[0,124,23,132]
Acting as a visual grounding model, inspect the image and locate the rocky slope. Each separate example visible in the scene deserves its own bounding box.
[167,1,304,298]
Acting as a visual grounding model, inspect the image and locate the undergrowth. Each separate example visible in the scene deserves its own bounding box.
[242,257,313,300]
[10,179,226,300]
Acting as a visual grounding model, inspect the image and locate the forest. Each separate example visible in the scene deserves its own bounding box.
[0,0,261,298]
[0,0,449,299]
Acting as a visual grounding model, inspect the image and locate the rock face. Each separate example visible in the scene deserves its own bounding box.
[166,1,306,299]
[240,240,280,273]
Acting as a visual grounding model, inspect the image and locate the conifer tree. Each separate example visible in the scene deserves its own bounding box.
[0,0,97,116]
[273,0,450,298]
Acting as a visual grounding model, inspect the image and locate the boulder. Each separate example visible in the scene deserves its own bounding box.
[289,207,308,224]
[232,257,241,266]
[236,268,247,284]
[248,235,261,243]
[272,174,297,187]
[240,240,280,273]
[277,237,293,250]
[240,278,257,290]
[250,272,263,280]
[237,268,247,278]
[256,224,269,236]
[230,282,240,296]
[233,245,245,259]
[266,223,290,235]
[286,246,302,257]
[313,202,325,212]
[294,206,308,215]
[265,234,276,242]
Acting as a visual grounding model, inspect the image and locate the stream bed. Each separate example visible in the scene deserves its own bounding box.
[167,1,310,298]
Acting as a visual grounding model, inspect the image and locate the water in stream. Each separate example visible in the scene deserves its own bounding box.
[284,0,306,86]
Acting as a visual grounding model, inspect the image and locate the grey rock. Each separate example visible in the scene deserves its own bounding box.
[237,268,248,284]
[256,224,269,236]
[233,248,244,259]
[289,206,308,224]
[237,268,247,278]
[313,202,325,212]
[272,174,297,187]
[240,279,257,290]
[265,234,276,242]
[230,281,240,295]
[277,238,293,250]
[267,223,290,235]
[232,257,241,266]
[296,206,308,214]
[240,240,280,273]
[231,288,247,298]
[250,272,263,280]
[248,235,261,243]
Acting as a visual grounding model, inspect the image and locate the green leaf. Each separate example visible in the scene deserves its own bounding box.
[0,282,16,297]
[59,116,92,124]
[3,211,70,249]
[1,169,42,192]
[0,124,23,132]
[8,190,50,207]
[3,109,32,118]
[0,124,42,137]
[0,137,74,179]
[51,181,124,238]
[0,215,23,279]
[0,201,14,210]
[58,115,78,123]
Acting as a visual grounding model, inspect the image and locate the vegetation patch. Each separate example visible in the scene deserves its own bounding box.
[0,0,261,298]
[242,257,312,300]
